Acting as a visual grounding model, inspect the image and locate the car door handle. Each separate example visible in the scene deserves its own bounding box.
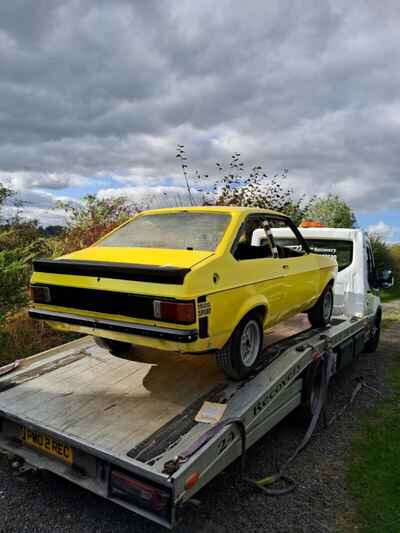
[282,264,289,269]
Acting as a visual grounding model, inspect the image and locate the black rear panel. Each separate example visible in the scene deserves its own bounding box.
[33,259,190,285]
[31,284,195,325]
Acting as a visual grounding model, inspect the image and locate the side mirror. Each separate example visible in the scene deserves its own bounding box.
[376,269,394,289]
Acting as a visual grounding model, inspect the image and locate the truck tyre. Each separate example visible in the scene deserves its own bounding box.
[216,312,263,380]
[95,337,132,357]
[291,359,325,427]
[307,285,333,328]
[363,311,381,353]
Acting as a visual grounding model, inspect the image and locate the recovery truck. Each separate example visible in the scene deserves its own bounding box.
[0,228,392,528]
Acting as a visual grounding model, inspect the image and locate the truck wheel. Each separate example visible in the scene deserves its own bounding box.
[307,285,333,328]
[216,312,263,380]
[363,312,381,353]
[291,360,324,427]
[95,337,132,357]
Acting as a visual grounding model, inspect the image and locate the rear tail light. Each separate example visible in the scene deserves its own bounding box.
[153,300,195,324]
[110,469,171,517]
[29,285,51,303]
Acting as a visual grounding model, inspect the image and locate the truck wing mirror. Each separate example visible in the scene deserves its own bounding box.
[376,269,394,289]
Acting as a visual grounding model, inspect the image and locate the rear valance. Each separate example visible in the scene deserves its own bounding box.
[33,259,191,285]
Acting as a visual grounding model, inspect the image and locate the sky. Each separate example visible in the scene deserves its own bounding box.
[0,1,399,240]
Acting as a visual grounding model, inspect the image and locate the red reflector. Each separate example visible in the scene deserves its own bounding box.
[110,470,170,515]
[153,300,195,324]
[185,472,200,490]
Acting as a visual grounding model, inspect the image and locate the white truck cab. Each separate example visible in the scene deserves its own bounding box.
[252,227,383,320]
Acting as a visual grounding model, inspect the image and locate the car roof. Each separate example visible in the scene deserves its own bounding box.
[253,226,365,241]
[139,206,284,216]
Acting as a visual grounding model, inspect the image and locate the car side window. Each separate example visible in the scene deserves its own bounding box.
[265,217,308,258]
[232,215,275,261]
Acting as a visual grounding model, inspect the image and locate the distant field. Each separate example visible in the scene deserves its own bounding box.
[380,283,400,303]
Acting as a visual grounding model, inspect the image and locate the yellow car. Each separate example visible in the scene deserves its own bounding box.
[29,207,337,379]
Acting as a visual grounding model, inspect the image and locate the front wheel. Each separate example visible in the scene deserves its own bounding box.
[307,285,334,328]
[363,312,381,353]
[216,313,263,380]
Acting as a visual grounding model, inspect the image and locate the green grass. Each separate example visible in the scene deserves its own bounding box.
[380,282,400,303]
[348,319,400,533]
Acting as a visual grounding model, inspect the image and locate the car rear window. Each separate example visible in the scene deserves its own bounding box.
[274,237,353,272]
[98,212,231,251]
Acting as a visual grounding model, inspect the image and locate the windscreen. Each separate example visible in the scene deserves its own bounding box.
[274,237,353,272]
[98,212,231,251]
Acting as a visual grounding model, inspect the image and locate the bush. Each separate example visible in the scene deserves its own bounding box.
[369,234,395,271]
[304,194,357,228]
[0,308,77,365]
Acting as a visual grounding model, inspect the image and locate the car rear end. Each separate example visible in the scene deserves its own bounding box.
[29,208,234,353]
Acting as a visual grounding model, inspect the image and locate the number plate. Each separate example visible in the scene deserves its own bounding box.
[21,427,73,464]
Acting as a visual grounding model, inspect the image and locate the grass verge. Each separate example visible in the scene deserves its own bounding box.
[0,308,78,366]
[348,318,400,533]
[380,283,400,303]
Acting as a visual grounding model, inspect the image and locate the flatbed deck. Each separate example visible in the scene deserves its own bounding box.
[0,314,372,528]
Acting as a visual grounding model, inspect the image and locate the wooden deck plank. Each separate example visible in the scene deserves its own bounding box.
[0,345,118,411]
[17,355,132,422]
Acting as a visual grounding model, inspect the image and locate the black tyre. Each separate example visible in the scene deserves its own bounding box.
[363,311,381,353]
[94,337,132,357]
[307,284,334,328]
[216,312,263,380]
[290,360,325,427]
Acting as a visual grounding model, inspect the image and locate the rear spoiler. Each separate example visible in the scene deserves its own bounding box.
[33,259,190,285]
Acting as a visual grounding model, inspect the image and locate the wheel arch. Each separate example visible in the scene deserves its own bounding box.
[233,296,268,331]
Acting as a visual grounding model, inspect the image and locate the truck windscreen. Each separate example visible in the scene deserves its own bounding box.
[274,238,353,272]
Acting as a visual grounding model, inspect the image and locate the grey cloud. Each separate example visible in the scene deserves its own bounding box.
[0,0,399,215]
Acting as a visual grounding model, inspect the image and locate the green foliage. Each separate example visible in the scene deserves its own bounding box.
[0,219,42,251]
[304,194,357,228]
[369,234,394,271]
[389,243,400,278]
[0,182,13,224]
[0,239,51,321]
[0,309,77,365]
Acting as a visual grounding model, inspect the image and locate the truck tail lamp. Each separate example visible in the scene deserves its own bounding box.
[29,285,51,303]
[153,300,195,324]
[110,469,171,518]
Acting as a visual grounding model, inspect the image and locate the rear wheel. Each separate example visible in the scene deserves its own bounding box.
[216,312,263,380]
[307,285,333,328]
[95,337,132,357]
[290,360,325,427]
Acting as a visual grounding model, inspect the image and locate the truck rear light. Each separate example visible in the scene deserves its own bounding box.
[110,469,171,517]
[29,285,51,303]
[153,300,195,324]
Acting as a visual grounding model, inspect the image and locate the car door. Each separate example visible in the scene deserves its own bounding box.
[266,216,321,317]
[230,214,291,326]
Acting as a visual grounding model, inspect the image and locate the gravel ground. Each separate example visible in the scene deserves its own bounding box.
[1,304,398,533]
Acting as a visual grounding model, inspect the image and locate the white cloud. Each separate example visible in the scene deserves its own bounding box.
[367,221,395,240]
